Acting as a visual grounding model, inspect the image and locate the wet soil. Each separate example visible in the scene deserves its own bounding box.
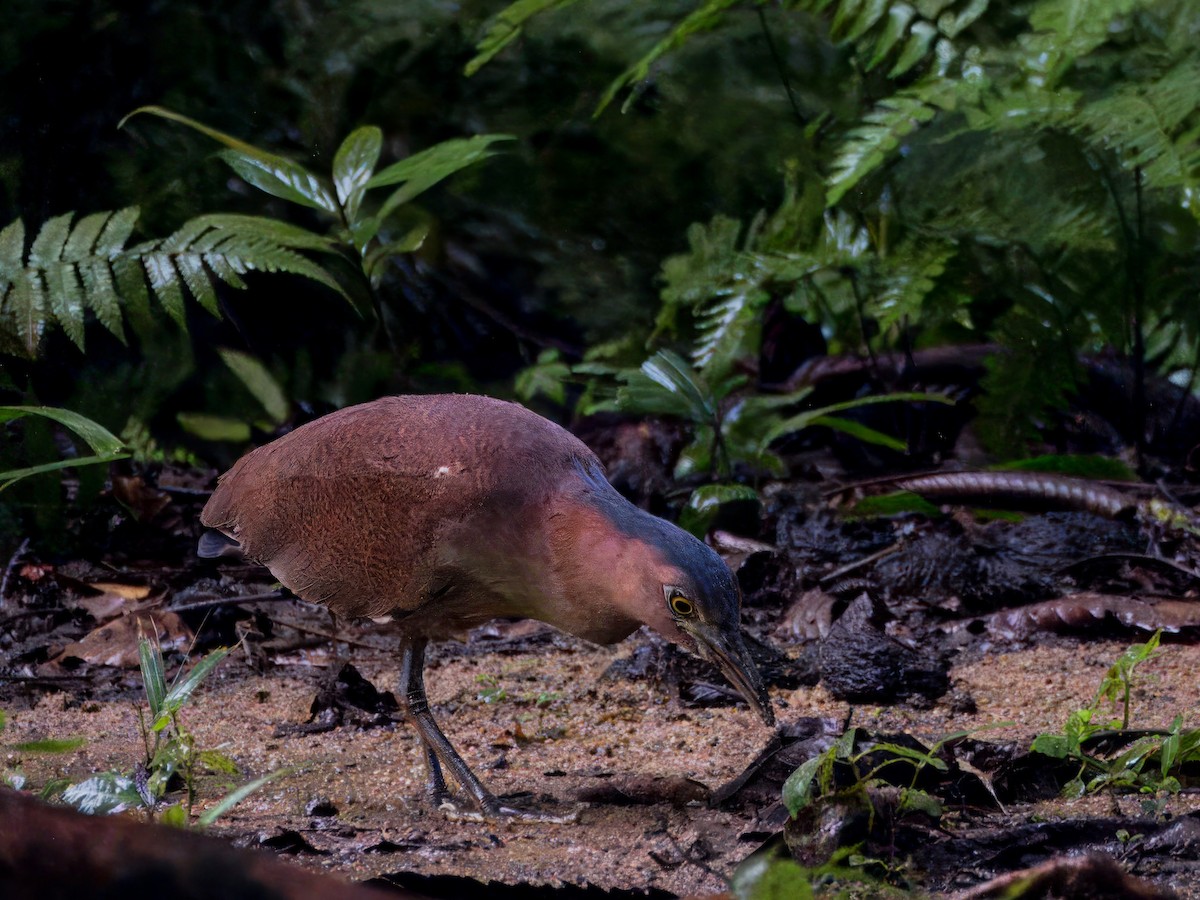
[6,620,1200,897]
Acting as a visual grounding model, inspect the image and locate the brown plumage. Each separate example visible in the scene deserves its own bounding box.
[200,394,772,819]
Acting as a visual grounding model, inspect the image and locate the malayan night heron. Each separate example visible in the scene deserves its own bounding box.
[199,395,773,819]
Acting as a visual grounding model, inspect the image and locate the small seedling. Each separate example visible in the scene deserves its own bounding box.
[1030,631,1200,798]
[475,673,508,704]
[56,633,288,825]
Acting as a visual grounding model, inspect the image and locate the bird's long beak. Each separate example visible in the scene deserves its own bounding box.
[683,622,775,726]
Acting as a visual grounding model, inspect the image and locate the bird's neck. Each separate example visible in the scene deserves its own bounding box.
[540,490,680,645]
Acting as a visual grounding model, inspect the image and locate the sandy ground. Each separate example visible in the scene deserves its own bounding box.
[6,626,1200,896]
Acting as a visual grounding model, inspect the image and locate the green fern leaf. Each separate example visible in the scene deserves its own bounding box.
[596,0,741,114]
[201,253,248,291]
[0,218,24,277]
[94,208,139,256]
[141,253,187,328]
[44,262,86,350]
[62,211,111,261]
[872,239,956,330]
[839,0,891,43]
[11,269,47,357]
[889,21,938,76]
[1024,0,1138,85]
[869,4,918,68]
[111,256,153,333]
[173,254,219,316]
[78,259,124,342]
[693,286,769,381]
[826,76,959,206]
[465,0,579,77]
[28,213,73,267]
[1072,60,1200,190]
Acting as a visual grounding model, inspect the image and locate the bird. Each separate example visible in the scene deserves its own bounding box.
[198,394,774,820]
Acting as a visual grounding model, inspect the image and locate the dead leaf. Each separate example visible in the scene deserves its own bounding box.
[56,612,192,668]
[111,473,172,522]
[87,582,152,601]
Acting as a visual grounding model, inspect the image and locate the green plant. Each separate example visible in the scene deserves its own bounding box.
[617,349,952,478]
[56,634,287,826]
[0,405,128,491]
[475,673,510,704]
[0,709,88,794]
[783,727,956,824]
[475,0,1200,457]
[0,207,344,360]
[125,107,511,305]
[1031,631,1200,798]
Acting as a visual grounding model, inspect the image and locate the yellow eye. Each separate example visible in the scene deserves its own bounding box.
[669,595,695,617]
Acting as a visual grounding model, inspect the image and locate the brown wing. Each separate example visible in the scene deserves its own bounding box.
[200,394,599,618]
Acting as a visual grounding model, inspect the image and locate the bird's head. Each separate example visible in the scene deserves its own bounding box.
[560,460,774,727]
[642,528,775,727]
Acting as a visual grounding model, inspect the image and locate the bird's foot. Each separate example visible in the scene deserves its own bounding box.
[436,797,578,824]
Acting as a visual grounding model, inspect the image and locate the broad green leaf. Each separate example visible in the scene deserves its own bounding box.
[333,126,383,219]
[160,802,188,827]
[730,853,815,900]
[0,406,125,455]
[176,413,251,443]
[366,135,514,220]
[678,483,760,538]
[848,490,942,518]
[219,348,290,425]
[220,152,339,215]
[782,755,825,816]
[763,392,954,445]
[196,767,293,827]
[124,105,340,213]
[618,349,716,424]
[1030,733,1070,759]
[62,772,141,815]
[198,749,241,776]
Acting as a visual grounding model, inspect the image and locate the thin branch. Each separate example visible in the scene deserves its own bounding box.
[757,4,806,131]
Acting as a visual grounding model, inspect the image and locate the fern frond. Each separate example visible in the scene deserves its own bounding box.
[872,239,956,330]
[826,76,962,205]
[1072,60,1200,191]
[597,0,742,114]
[822,0,992,77]
[0,209,344,358]
[466,0,581,76]
[1022,0,1138,85]
[692,283,770,379]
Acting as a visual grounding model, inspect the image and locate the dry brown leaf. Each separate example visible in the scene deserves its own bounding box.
[86,582,152,601]
[56,612,192,668]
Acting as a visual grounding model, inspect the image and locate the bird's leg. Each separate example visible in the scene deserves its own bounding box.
[421,747,451,807]
[398,636,575,823]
